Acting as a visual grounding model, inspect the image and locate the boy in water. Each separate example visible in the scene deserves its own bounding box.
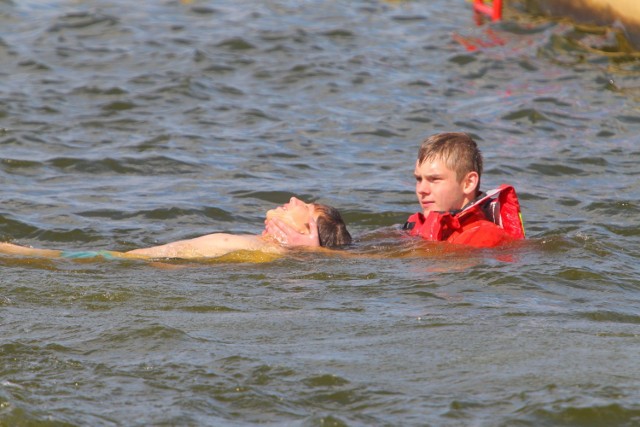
[0,197,351,260]
[403,132,525,247]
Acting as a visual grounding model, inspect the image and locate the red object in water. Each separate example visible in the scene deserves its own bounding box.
[473,0,502,21]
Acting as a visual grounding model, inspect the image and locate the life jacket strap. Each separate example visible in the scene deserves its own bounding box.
[402,221,415,231]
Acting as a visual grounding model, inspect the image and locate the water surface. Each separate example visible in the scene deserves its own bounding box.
[1,0,640,425]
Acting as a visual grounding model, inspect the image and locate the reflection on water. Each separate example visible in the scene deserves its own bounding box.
[1,0,640,425]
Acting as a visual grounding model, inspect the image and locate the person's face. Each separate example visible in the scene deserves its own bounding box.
[414,158,478,215]
[266,197,315,233]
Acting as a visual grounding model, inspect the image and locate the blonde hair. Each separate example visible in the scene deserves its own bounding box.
[417,132,483,186]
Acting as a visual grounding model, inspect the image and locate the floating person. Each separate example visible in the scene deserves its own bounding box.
[269,132,525,249]
[0,197,351,261]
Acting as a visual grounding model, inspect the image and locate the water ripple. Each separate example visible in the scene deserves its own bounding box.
[1,1,640,425]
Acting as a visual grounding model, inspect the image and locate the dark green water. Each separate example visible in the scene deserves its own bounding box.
[1,1,640,426]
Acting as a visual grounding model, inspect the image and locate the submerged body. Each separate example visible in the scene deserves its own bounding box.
[0,234,278,260]
[0,233,286,259]
[0,197,351,261]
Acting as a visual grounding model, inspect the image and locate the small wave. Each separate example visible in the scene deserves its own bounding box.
[189,6,218,16]
[230,190,314,204]
[77,206,234,222]
[216,37,256,51]
[71,85,128,96]
[47,12,119,33]
[46,156,199,175]
[0,213,111,244]
[526,161,585,176]
[321,29,355,39]
[0,215,42,238]
[90,323,195,347]
[583,199,640,216]
[171,305,242,313]
[524,402,640,426]
[0,158,43,171]
[100,100,137,112]
[577,310,640,325]
[351,128,403,138]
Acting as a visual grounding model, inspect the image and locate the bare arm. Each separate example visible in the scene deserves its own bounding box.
[1,233,282,261]
[125,233,281,259]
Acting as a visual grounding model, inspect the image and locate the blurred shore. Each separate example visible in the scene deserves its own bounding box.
[510,0,640,50]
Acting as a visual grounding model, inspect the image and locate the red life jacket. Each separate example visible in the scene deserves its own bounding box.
[403,184,525,248]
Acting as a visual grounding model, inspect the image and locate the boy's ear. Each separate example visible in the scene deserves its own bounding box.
[462,171,479,195]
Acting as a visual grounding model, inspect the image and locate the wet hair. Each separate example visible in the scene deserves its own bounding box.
[417,132,483,187]
[312,203,352,248]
